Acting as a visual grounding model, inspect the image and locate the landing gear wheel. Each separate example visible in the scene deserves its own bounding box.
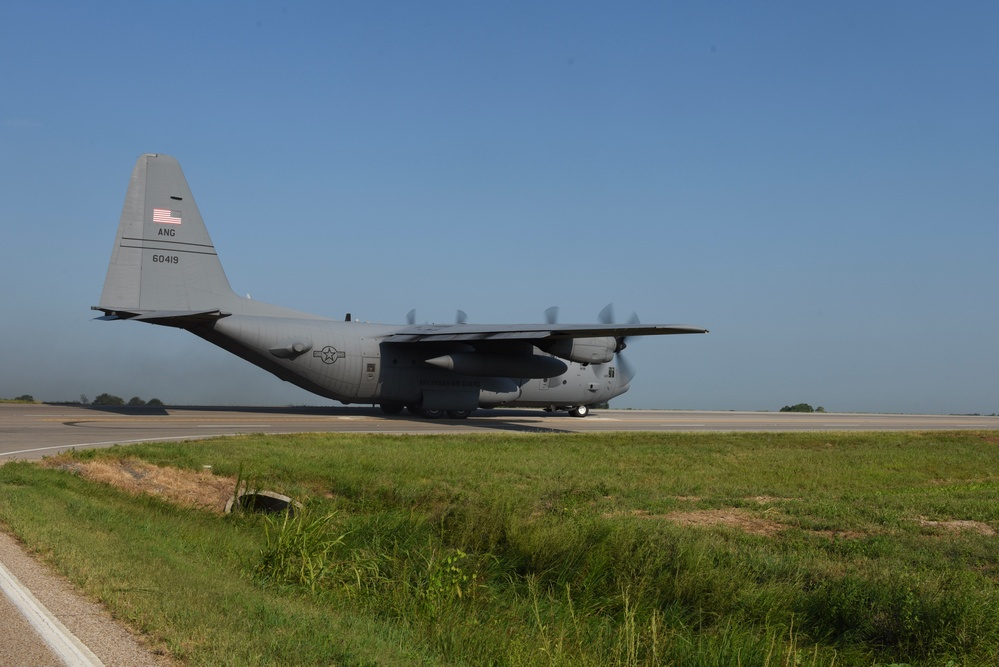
[569,405,590,418]
[380,401,404,415]
[420,408,445,419]
[446,409,472,419]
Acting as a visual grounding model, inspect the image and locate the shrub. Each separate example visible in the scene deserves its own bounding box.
[92,393,125,406]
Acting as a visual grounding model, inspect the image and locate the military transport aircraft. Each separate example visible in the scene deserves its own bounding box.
[94,154,707,418]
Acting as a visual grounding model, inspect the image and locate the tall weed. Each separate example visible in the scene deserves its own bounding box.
[252,509,347,592]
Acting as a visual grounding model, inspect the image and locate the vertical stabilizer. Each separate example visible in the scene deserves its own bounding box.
[98,154,235,313]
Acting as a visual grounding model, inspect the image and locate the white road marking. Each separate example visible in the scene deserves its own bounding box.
[0,560,103,666]
[0,435,227,458]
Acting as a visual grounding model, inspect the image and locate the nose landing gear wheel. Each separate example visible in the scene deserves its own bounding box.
[568,405,590,418]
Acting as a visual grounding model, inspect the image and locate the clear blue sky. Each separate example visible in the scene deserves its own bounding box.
[2,2,997,413]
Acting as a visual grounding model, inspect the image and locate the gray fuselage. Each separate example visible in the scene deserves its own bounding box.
[194,315,627,411]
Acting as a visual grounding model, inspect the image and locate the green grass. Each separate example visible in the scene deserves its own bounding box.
[2,431,999,665]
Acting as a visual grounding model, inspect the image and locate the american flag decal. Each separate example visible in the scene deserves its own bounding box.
[153,208,182,224]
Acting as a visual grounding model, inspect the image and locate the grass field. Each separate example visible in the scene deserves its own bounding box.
[1,431,998,666]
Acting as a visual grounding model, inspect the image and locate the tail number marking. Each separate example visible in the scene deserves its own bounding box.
[152,254,179,264]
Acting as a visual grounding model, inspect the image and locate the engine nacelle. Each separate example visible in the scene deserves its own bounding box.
[425,352,568,379]
[542,337,618,364]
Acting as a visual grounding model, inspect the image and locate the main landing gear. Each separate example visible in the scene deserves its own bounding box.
[542,405,592,418]
[378,402,473,419]
[379,401,405,415]
[413,407,472,419]
[381,402,591,419]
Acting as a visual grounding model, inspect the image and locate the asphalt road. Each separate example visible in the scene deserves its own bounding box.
[3,403,998,461]
[2,402,997,665]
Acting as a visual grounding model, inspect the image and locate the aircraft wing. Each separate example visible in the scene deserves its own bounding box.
[385,323,708,343]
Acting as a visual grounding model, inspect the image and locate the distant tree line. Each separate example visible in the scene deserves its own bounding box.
[88,393,163,406]
[780,403,825,413]
[0,394,36,403]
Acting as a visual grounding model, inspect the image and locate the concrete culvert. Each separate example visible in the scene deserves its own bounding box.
[224,490,302,515]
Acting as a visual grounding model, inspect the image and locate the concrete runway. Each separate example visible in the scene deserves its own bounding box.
[3,403,998,461]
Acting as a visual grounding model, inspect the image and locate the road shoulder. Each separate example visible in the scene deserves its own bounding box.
[0,529,174,667]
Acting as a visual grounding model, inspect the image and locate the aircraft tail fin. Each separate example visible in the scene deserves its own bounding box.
[97,154,237,315]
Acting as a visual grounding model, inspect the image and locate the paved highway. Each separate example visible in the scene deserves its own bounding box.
[3,403,998,461]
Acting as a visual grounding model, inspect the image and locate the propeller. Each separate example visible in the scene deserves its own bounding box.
[406,309,468,325]
[615,348,636,385]
[597,303,639,384]
[597,303,614,326]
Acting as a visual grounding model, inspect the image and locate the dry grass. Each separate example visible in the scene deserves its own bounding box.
[918,518,996,536]
[664,508,785,536]
[44,457,236,513]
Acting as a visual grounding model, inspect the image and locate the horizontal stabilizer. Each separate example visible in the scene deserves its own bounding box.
[91,307,229,327]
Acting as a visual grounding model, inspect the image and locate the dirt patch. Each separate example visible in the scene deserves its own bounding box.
[918,518,996,536]
[46,458,237,513]
[601,509,666,520]
[665,509,784,537]
[601,506,786,537]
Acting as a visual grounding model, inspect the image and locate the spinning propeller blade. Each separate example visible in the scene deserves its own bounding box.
[598,303,639,384]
